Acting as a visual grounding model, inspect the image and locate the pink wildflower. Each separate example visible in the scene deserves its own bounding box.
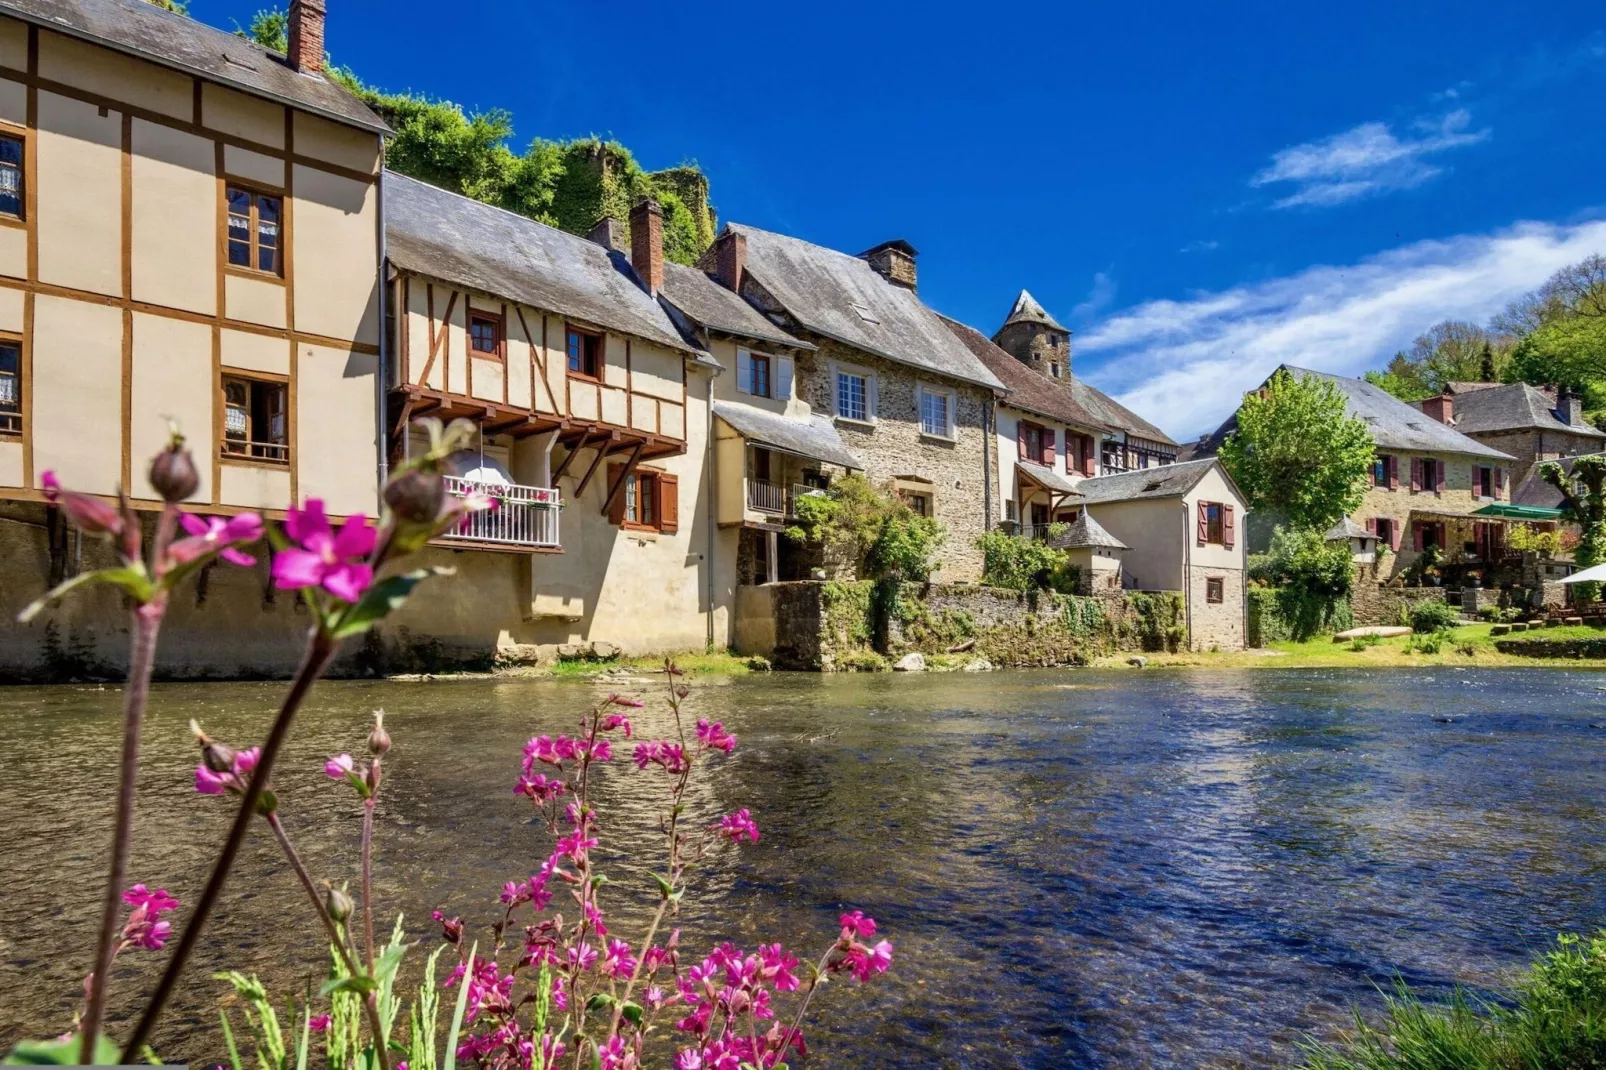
[551,974,568,1011]
[598,1035,630,1070]
[499,880,527,906]
[606,693,645,709]
[193,746,260,797]
[567,941,598,972]
[513,773,564,803]
[169,512,263,567]
[40,471,124,535]
[271,499,375,602]
[839,910,877,938]
[555,830,598,863]
[633,740,689,774]
[308,1014,331,1034]
[325,753,355,779]
[588,739,613,762]
[195,764,228,795]
[695,718,736,754]
[119,885,179,951]
[717,809,760,845]
[602,938,637,979]
[759,944,800,992]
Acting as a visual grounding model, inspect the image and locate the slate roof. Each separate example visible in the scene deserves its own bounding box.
[939,316,1105,429]
[1017,460,1080,495]
[1444,382,1605,439]
[385,173,697,356]
[659,262,810,351]
[726,224,1004,391]
[1512,453,1606,511]
[0,0,389,134]
[1000,289,1066,332]
[712,401,862,470]
[1325,517,1376,542]
[1069,378,1177,446]
[1072,457,1221,505]
[1194,365,1513,461]
[1049,511,1128,551]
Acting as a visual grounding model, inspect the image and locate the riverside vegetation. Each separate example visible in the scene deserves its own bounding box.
[6,421,891,1069]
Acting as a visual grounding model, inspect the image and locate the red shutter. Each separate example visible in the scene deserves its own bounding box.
[1438,522,1447,548]
[1083,437,1097,476]
[1365,517,1377,535]
[1223,504,1235,549]
[1411,458,1421,492]
[1368,460,1376,487]
[1412,522,1422,551]
[1388,455,1399,490]
[1196,501,1209,545]
[1041,428,1055,466]
[1390,521,1402,552]
[1017,421,1027,461]
[658,473,679,533]
[607,463,627,525]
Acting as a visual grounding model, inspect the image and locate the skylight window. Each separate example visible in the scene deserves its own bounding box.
[849,302,879,324]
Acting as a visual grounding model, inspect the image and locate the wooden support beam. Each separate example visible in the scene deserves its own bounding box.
[573,431,622,499]
[600,440,646,517]
[552,429,593,482]
[484,413,538,437]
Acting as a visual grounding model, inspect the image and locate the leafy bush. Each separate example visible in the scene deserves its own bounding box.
[835,650,889,672]
[1477,605,1521,624]
[1128,592,1186,653]
[1298,931,1606,1069]
[789,474,944,583]
[1506,522,1569,556]
[976,528,1068,592]
[1407,628,1451,654]
[1249,527,1356,641]
[1411,601,1460,633]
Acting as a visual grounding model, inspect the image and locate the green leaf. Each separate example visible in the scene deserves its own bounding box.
[620,1001,643,1027]
[320,974,379,997]
[18,566,155,622]
[219,1011,243,1070]
[329,566,454,639]
[585,993,616,1014]
[295,1001,311,1070]
[442,940,476,1070]
[651,872,674,899]
[2,1035,122,1065]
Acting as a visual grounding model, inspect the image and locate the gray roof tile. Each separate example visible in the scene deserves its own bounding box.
[941,315,1107,430]
[2,0,388,134]
[1001,289,1065,331]
[1074,457,1221,505]
[727,223,1004,391]
[712,401,862,470]
[385,173,697,356]
[1444,382,1605,438]
[1049,511,1128,550]
[659,262,810,350]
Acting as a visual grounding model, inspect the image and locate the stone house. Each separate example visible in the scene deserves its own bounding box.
[695,226,1004,580]
[1195,366,1517,582]
[1071,458,1250,651]
[0,0,392,677]
[1440,381,1605,485]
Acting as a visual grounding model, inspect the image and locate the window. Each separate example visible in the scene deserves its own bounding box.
[1197,500,1234,547]
[610,465,679,534]
[836,370,868,422]
[226,186,282,275]
[1022,422,1043,461]
[1476,465,1496,499]
[1206,577,1224,604]
[1101,439,1126,472]
[906,492,932,518]
[919,386,953,438]
[751,353,771,399]
[222,375,289,463]
[1049,362,1060,379]
[567,327,601,378]
[469,313,502,358]
[1205,503,1224,544]
[1415,458,1440,494]
[0,341,19,435]
[1372,456,1388,485]
[738,349,792,401]
[1374,517,1395,549]
[0,135,21,218]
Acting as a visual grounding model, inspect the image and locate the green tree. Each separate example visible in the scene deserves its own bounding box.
[1541,455,1606,603]
[1504,314,1606,417]
[1220,369,1374,533]
[1363,362,1433,403]
[1365,321,1514,401]
[786,474,943,582]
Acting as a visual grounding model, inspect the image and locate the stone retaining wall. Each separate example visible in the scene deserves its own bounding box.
[1495,634,1606,659]
[1351,583,1449,627]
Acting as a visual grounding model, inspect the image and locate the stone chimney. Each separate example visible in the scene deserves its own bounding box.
[1420,394,1454,425]
[713,230,746,293]
[587,216,625,251]
[629,199,663,296]
[287,0,326,75]
[859,239,918,291]
[1558,388,1584,427]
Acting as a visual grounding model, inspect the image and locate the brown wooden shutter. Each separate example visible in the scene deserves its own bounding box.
[1391,522,1402,552]
[1017,421,1027,460]
[607,463,627,525]
[1223,504,1235,549]
[1438,521,1447,547]
[1388,455,1399,490]
[1083,437,1097,476]
[1412,522,1421,551]
[1368,459,1376,487]
[1041,428,1055,466]
[658,473,679,533]
[1365,517,1377,535]
[1197,501,1209,545]
[1411,458,1421,492]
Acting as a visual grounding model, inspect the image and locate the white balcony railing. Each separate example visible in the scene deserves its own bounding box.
[440,476,560,549]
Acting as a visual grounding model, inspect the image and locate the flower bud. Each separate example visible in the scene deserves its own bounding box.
[383,467,447,526]
[149,433,200,503]
[41,471,124,536]
[190,719,236,774]
[367,709,391,757]
[325,884,355,923]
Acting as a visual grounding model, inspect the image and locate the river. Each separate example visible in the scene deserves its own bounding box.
[2,668,1604,1068]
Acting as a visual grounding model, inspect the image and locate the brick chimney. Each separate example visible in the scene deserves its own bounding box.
[860,239,918,291]
[1558,388,1584,427]
[587,216,624,251]
[287,0,326,75]
[629,199,663,296]
[713,230,746,293]
[1420,394,1454,425]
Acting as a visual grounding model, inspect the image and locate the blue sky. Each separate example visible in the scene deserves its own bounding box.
[194,0,1606,440]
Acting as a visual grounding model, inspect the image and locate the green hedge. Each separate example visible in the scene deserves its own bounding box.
[1247,585,1353,645]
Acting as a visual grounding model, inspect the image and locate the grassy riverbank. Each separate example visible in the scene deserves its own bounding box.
[1096,623,1606,670]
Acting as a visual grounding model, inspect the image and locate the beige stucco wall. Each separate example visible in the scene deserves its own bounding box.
[293,165,379,346]
[130,120,216,316]
[1087,498,1184,591]
[297,343,378,516]
[31,296,122,494]
[130,312,212,503]
[34,90,122,298]
[994,402,1107,520]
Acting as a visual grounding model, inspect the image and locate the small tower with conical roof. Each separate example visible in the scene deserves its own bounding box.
[992,290,1071,382]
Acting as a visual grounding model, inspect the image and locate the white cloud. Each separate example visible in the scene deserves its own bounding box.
[1251,109,1489,209]
[1179,240,1220,254]
[1076,218,1606,441]
[1071,270,1117,322]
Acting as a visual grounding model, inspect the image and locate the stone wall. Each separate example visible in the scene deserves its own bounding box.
[1352,450,1511,580]
[796,340,993,581]
[1187,566,1245,651]
[1350,581,1450,627]
[1495,634,1606,659]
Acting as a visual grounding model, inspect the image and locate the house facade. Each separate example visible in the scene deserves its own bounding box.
[0,0,391,676]
[697,227,1004,581]
[1440,381,1605,485]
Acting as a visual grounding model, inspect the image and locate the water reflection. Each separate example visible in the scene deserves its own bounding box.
[1,669,1604,1067]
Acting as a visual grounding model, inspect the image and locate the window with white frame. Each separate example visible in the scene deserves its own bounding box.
[836,369,869,422]
[919,385,953,438]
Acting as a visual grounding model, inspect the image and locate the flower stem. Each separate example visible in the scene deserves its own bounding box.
[120,628,338,1061]
[361,795,376,972]
[778,945,837,1062]
[78,600,164,1063]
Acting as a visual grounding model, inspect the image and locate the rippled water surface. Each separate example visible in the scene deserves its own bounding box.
[3,668,1606,1067]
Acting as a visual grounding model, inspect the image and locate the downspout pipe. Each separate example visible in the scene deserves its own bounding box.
[706,358,721,651]
[983,396,994,533]
[1183,501,1193,652]
[375,169,390,495]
